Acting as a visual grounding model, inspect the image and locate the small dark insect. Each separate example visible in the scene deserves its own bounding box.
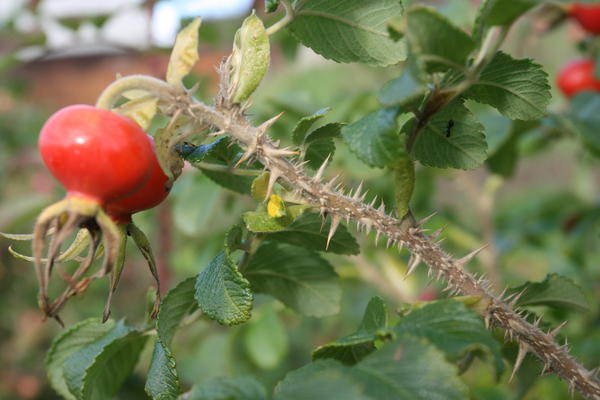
[446,119,454,138]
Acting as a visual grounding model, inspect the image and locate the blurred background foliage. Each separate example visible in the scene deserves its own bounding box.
[0,0,598,399]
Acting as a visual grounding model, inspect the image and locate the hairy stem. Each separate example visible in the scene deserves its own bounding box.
[179,97,600,400]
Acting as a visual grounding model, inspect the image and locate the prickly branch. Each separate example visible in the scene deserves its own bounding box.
[174,96,600,399]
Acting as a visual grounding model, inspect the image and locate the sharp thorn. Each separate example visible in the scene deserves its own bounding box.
[457,244,489,266]
[258,112,284,134]
[314,154,330,182]
[549,321,568,338]
[405,254,421,277]
[533,314,544,327]
[264,146,298,158]
[417,212,437,227]
[266,171,281,199]
[353,182,364,200]
[326,216,341,249]
[509,343,529,382]
[509,288,528,308]
[429,224,447,240]
[375,231,381,246]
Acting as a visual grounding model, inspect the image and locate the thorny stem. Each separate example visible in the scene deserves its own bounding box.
[181,99,600,400]
[99,73,600,398]
[265,0,295,36]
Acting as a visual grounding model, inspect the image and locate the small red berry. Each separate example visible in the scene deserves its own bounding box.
[556,59,600,98]
[38,105,154,205]
[569,3,600,34]
[106,135,171,223]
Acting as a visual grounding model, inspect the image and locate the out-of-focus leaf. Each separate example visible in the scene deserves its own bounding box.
[245,242,341,317]
[378,71,424,108]
[393,300,504,375]
[114,95,158,130]
[167,18,201,86]
[267,213,359,255]
[243,305,289,369]
[187,376,267,400]
[313,297,391,365]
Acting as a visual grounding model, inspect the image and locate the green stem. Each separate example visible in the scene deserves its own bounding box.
[192,161,263,177]
[95,74,174,110]
[266,0,295,36]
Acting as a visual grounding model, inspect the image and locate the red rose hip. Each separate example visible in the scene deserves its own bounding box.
[556,59,600,98]
[569,3,600,34]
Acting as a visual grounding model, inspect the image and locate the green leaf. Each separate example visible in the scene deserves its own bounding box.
[342,108,403,168]
[274,360,371,400]
[479,0,537,27]
[243,204,309,233]
[378,71,425,108]
[465,51,550,120]
[569,92,600,156]
[277,336,469,400]
[267,213,359,255]
[250,172,270,201]
[230,11,270,103]
[507,273,589,312]
[289,0,407,66]
[46,319,116,400]
[304,122,344,169]
[167,18,201,86]
[292,107,330,145]
[63,320,147,400]
[146,341,180,400]
[158,277,197,345]
[410,99,487,170]
[145,278,196,399]
[265,0,280,13]
[313,297,390,365]
[243,305,289,369]
[195,251,253,325]
[348,336,469,400]
[393,300,504,375]
[406,6,475,73]
[114,95,158,130]
[244,242,341,317]
[188,376,267,400]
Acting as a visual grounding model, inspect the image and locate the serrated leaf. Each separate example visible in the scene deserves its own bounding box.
[267,213,359,255]
[277,336,468,400]
[244,242,341,317]
[188,376,267,400]
[145,341,181,400]
[507,273,589,312]
[195,251,253,325]
[465,51,550,120]
[157,277,197,345]
[167,18,201,86]
[243,305,289,369]
[304,123,343,169]
[342,108,402,168]
[406,6,475,73]
[378,71,424,107]
[393,300,504,376]
[230,12,270,103]
[313,297,390,365]
[292,107,329,145]
[114,95,158,130]
[410,99,487,169]
[46,319,116,400]
[225,224,245,255]
[289,0,407,66]
[63,321,146,400]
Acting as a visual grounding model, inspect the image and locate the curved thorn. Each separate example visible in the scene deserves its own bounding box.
[509,343,529,382]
